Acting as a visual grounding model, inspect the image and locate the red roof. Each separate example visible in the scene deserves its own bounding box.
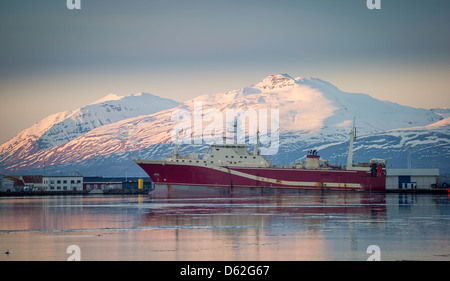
[22,175,43,184]
[13,178,25,186]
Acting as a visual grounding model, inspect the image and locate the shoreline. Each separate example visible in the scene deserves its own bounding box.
[0,189,150,196]
[0,188,447,196]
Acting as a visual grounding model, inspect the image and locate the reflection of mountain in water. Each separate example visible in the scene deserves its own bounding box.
[2,192,449,261]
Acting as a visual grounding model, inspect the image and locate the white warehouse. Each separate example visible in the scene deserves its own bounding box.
[386,169,441,190]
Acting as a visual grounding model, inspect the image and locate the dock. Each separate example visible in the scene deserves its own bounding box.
[0,189,150,196]
[0,190,89,196]
[385,188,449,194]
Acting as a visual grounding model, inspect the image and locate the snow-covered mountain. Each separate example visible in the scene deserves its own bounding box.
[430,108,450,119]
[0,92,180,168]
[1,74,448,176]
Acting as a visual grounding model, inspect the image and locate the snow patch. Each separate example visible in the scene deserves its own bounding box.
[90,93,123,105]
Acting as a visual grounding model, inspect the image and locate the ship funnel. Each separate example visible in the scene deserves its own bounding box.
[305,150,321,169]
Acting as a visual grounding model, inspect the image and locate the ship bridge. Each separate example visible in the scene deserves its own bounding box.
[202,144,272,167]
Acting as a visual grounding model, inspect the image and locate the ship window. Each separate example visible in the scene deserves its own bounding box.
[244,156,247,158]
[211,155,214,157]
[211,161,213,163]
[240,156,243,158]
[182,160,185,162]
[196,161,199,163]
[204,161,206,163]
[176,160,179,162]
[231,156,234,158]
[216,149,220,151]
[225,156,228,158]
[189,160,192,163]
[253,157,256,159]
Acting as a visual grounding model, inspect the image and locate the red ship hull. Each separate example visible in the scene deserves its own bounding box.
[136,162,386,192]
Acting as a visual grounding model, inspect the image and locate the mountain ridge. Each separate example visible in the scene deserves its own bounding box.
[1,74,448,176]
[0,92,180,167]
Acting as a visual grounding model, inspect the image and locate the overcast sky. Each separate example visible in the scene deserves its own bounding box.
[1,0,449,144]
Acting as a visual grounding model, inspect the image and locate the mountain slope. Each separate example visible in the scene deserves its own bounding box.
[1,74,448,175]
[0,92,180,168]
[300,117,450,173]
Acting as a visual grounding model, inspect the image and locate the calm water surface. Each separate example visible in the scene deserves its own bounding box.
[1,187,449,261]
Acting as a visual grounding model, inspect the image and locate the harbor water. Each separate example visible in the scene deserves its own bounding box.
[0,187,449,261]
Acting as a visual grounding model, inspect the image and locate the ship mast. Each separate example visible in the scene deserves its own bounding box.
[233,117,238,144]
[346,117,356,170]
[254,129,259,156]
[173,135,179,158]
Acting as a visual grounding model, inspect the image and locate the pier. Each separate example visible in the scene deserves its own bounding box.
[0,189,150,196]
[385,188,449,194]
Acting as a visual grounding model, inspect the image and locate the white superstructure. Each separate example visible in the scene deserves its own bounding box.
[164,143,272,168]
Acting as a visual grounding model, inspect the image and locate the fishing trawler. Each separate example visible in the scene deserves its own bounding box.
[134,121,386,192]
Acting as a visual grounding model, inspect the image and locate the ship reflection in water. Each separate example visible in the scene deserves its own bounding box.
[0,187,449,261]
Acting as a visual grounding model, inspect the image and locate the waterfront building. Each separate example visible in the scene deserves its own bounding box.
[83,177,123,191]
[83,177,153,191]
[42,175,84,191]
[386,169,441,189]
[0,176,15,192]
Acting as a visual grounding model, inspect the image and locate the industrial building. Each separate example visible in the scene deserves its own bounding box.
[386,169,441,190]
[83,177,153,191]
